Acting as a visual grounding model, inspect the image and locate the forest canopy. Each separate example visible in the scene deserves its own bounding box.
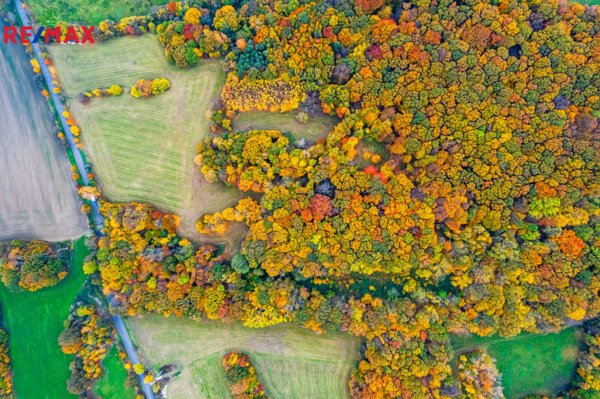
[0,240,72,292]
[57,0,600,397]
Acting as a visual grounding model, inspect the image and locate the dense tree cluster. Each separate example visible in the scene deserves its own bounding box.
[96,202,291,327]
[156,7,231,68]
[77,0,600,397]
[95,16,152,41]
[219,74,306,112]
[194,0,600,330]
[222,352,268,398]
[195,197,261,235]
[130,78,170,98]
[574,320,600,396]
[94,202,459,393]
[196,129,314,192]
[96,202,223,318]
[0,240,71,292]
[94,201,598,398]
[59,304,112,395]
[0,329,13,399]
[193,0,599,396]
[458,350,504,399]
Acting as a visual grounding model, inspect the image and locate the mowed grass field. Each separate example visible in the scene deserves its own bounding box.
[27,0,169,26]
[0,21,87,242]
[0,237,88,399]
[452,328,583,398]
[233,111,337,142]
[128,316,361,399]
[48,35,245,242]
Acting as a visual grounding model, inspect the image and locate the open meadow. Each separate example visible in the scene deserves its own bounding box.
[0,21,87,242]
[128,316,361,399]
[48,35,245,243]
[233,111,336,142]
[452,328,583,398]
[94,345,136,399]
[0,237,88,399]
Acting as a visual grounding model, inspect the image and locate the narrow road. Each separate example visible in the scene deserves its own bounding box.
[111,303,158,399]
[13,2,156,398]
[113,317,157,398]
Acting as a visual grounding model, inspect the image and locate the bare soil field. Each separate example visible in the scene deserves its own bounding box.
[128,315,360,399]
[48,35,244,244]
[0,22,87,242]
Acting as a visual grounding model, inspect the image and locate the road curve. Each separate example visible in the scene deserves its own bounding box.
[13,2,156,398]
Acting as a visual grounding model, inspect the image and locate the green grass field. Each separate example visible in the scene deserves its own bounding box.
[572,0,600,4]
[94,345,136,399]
[48,35,244,243]
[452,328,583,398]
[0,236,88,399]
[127,316,360,399]
[26,0,169,25]
[233,112,337,142]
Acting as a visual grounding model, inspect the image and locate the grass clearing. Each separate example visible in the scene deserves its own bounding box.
[48,35,245,243]
[27,0,169,26]
[94,345,136,399]
[0,236,88,399]
[572,0,600,4]
[233,111,336,142]
[452,328,583,399]
[0,20,87,242]
[127,315,361,399]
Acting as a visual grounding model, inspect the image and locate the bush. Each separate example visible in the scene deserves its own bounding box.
[131,78,170,98]
[151,78,170,95]
[107,84,123,96]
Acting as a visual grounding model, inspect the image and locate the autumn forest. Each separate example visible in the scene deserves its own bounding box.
[0,0,598,397]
